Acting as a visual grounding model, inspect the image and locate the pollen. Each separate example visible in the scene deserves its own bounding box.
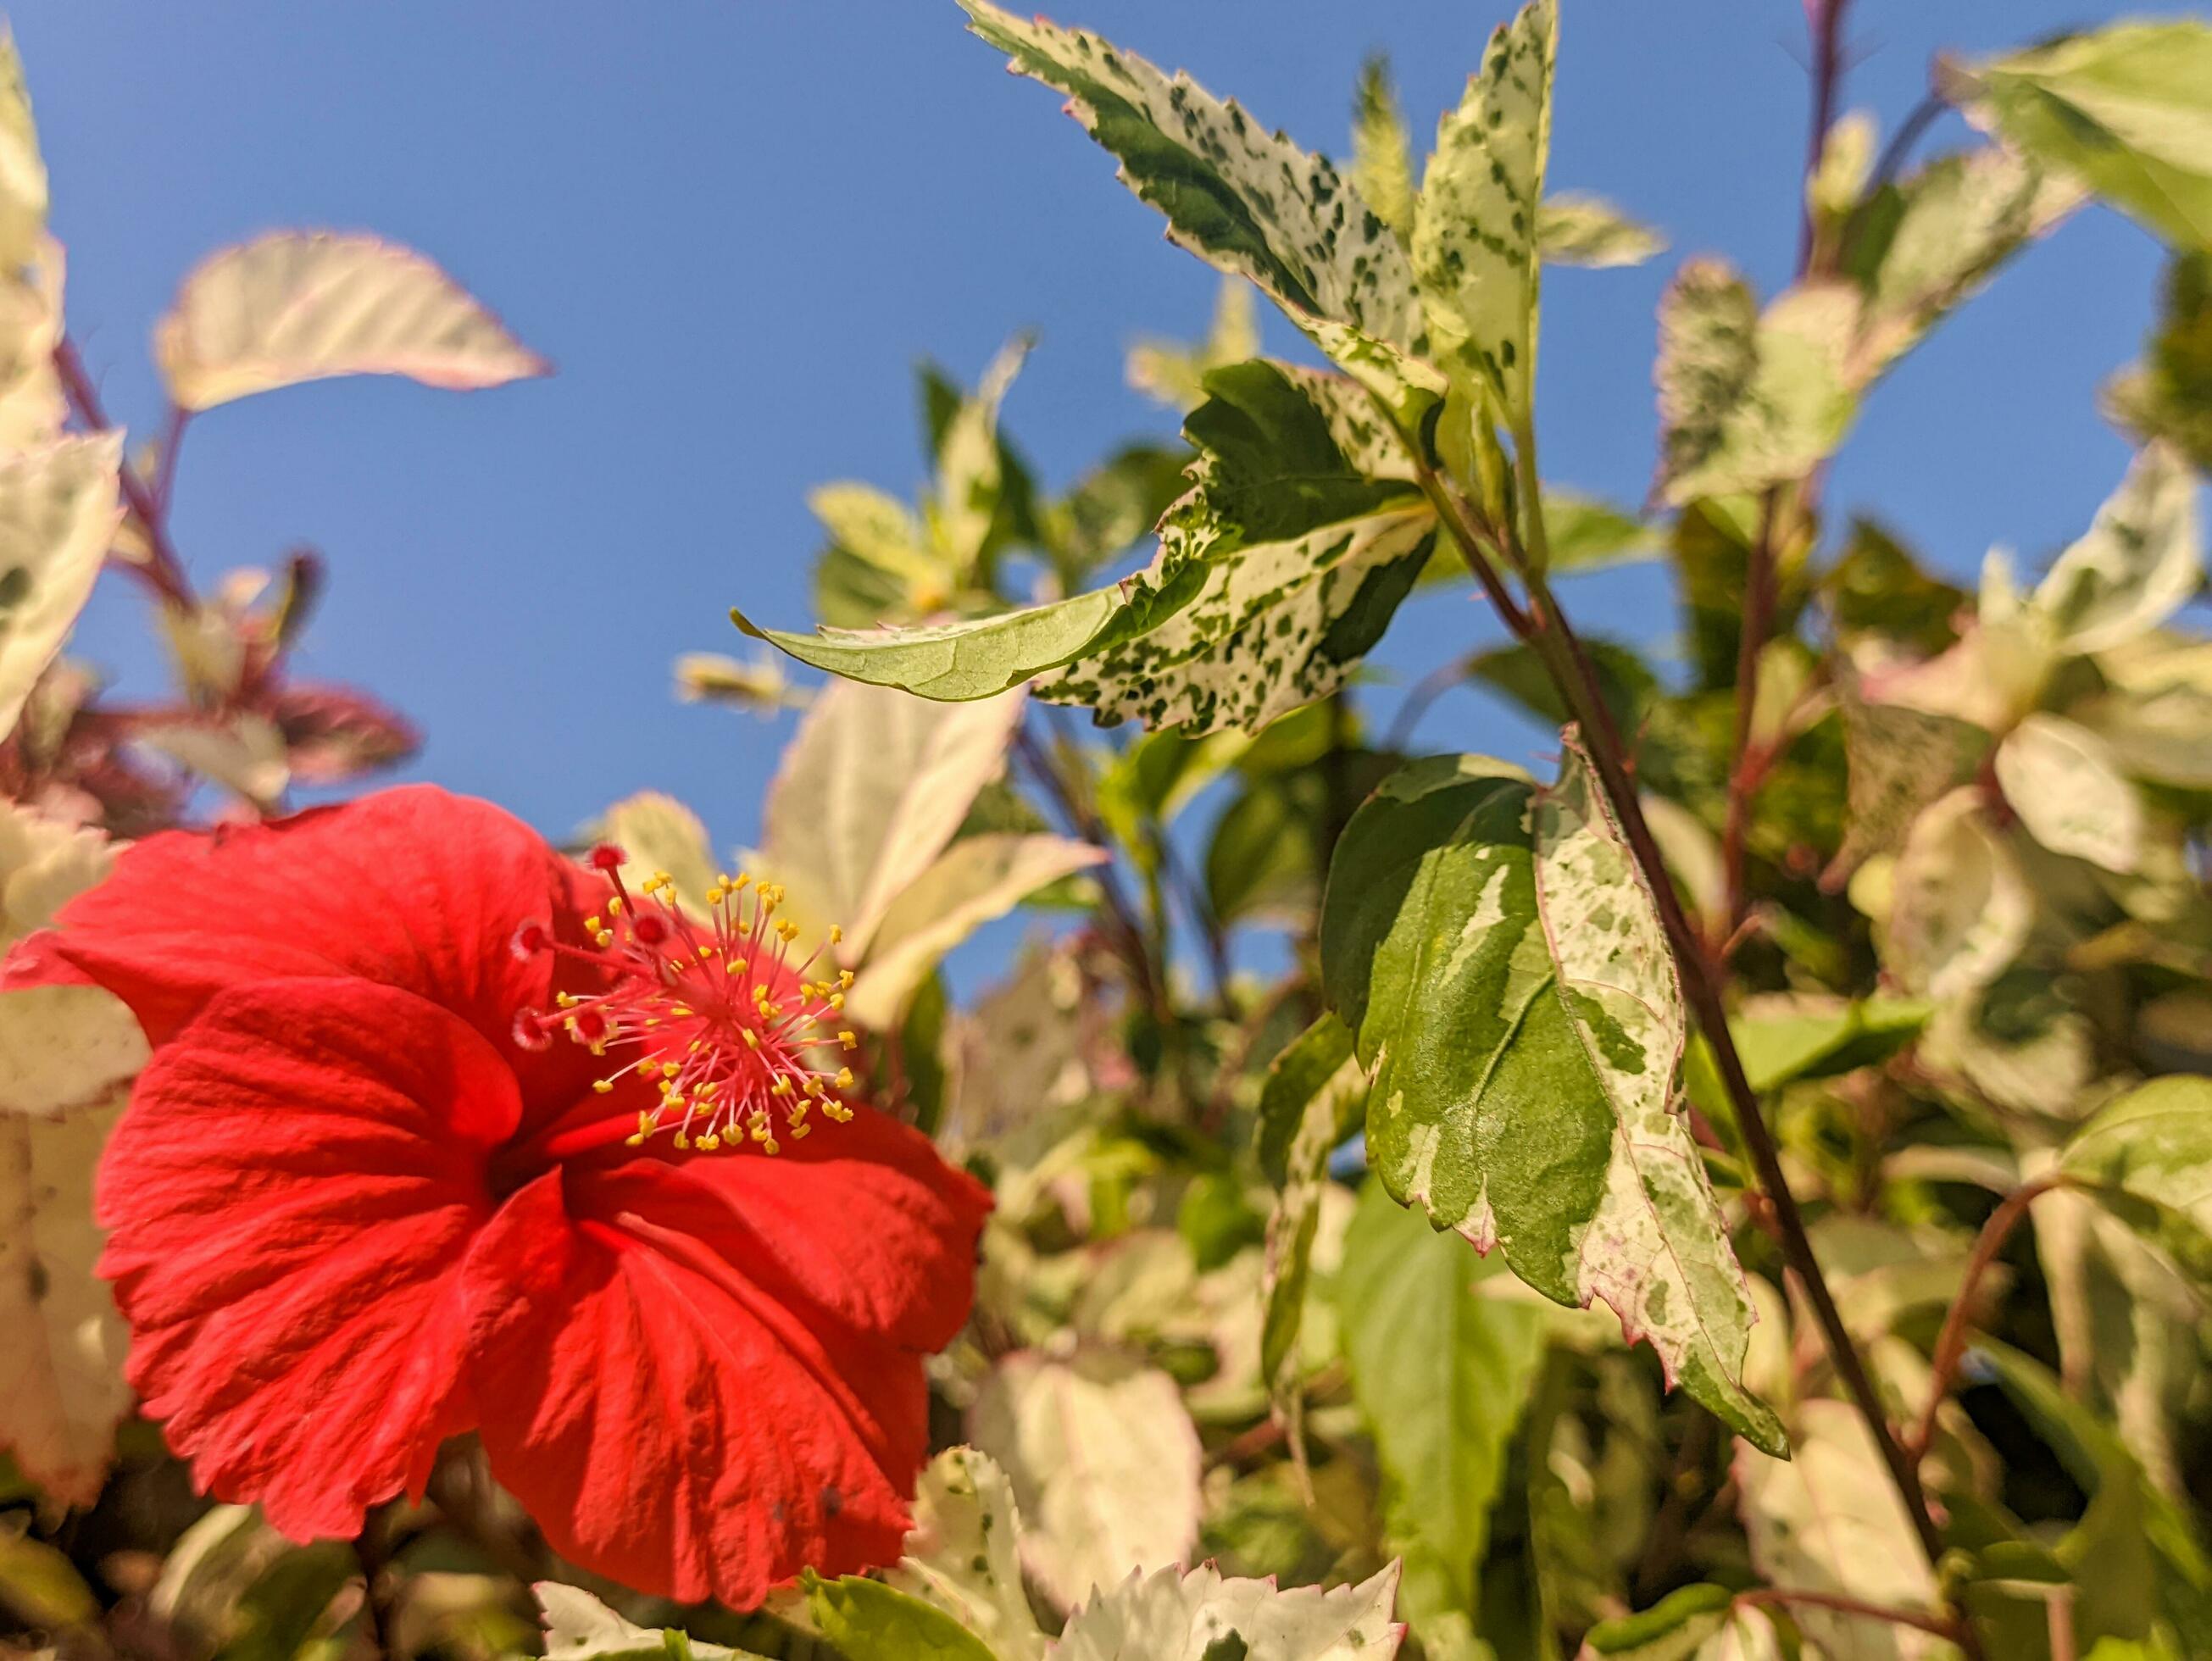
[508,842,864,1156]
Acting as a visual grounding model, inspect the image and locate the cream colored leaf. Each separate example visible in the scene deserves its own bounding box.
[1054,1561,1404,1661]
[597,791,718,909]
[2085,632,2212,786]
[0,1103,130,1509]
[0,433,123,742]
[1886,786,2031,999]
[535,1582,752,1660]
[0,236,64,453]
[1994,712,2144,873]
[844,832,1103,1030]
[892,1447,1047,1661]
[2034,442,2202,654]
[155,232,547,412]
[0,803,143,1116]
[1735,1400,1949,1661]
[1539,192,1666,269]
[759,678,1025,953]
[0,29,47,273]
[968,1347,1201,1610]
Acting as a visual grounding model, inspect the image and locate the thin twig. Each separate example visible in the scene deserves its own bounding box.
[1909,1174,2062,1460]
[53,336,194,608]
[1741,1586,1965,1643]
[1797,0,1854,274]
[1721,487,1786,942]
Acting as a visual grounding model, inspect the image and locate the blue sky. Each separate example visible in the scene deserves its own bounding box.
[17,0,2179,859]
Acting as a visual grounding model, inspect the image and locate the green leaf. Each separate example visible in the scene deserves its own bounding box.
[154,232,547,412]
[1655,261,1859,505]
[807,1575,996,1661]
[537,1582,757,1659]
[969,1346,1202,1609]
[2104,253,2212,470]
[1993,711,2144,873]
[1538,192,1665,269]
[1320,744,1783,1454]
[1039,362,1437,734]
[1054,1561,1406,1660]
[1411,0,1556,423]
[1577,1584,1731,1659]
[1464,636,1658,731]
[1259,1021,1363,1421]
[1256,1011,1358,1185]
[2063,1075,2212,1284]
[935,334,1031,578]
[1735,1399,1943,1661]
[1727,995,1930,1095]
[1051,442,1192,578]
[959,1,1441,417]
[1337,1178,1547,1639]
[1947,20,2212,251]
[1542,491,1662,573]
[892,1447,1048,1661]
[1353,57,1417,248]
[2032,441,2202,654]
[736,570,1201,703]
[0,432,123,743]
[1847,145,2080,381]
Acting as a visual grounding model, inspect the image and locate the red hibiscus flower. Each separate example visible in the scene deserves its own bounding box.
[8,785,992,1608]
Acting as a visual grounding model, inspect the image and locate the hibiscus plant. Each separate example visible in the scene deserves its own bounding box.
[6,4,2212,1660]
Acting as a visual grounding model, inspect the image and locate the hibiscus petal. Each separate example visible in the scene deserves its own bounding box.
[465,1124,987,1608]
[9,785,581,1065]
[97,976,516,1540]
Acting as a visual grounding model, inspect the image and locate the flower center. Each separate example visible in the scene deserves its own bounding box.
[511,843,859,1155]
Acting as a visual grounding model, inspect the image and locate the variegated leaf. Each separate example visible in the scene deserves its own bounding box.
[155,231,547,412]
[959,1,1442,418]
[1885,786,2032,999]
[891,1447,1047,1661]
[935,333,1029,576]
[1321,742,1784,1454]
[0,433,124,743]
[1054,1561,1404,1661]
[1655,262,1859,505]
[536,1582,756,1660]
[1993,711,2144,873]
[2032,440,2202,653]
[0,28,47,273]
[1351,58,1417,249]
[1412,0,1557,421]
[1039,359,1434,733]
[1539,192,1666,269]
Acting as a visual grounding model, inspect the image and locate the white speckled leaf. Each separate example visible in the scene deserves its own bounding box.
[2032,440,2201,654]
[1412,0,1556,421]
[0,433,123,743]
[1993,711,2144,873]
[155,231,547,412]
[1054,1561,1404,1661]
[1320,742,1783,1454]
[891,1447,1048,1661]
[959,1,1442,418]
[535,1582,753,1660]
[968,1347,1201,1610]
[1039,359,1435,733]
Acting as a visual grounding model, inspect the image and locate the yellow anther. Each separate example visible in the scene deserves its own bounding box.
[828,923,843,945]
[555,992,577,1008]
[828,992,845,1012]
[673,1131,690,1151]
[625,1132,646,1147]
[732,871,750,889]
[585,915,602,932]
[839,1030,858,1051]
[761,1137,780,1156]
[593,1079,614,1095]
[742,1027,759,1049]
[608,896,625,914]
[792,1122,811,1140]
[698,1132,720,1151]
[838,970,855,989]
[835,1067,854,1091]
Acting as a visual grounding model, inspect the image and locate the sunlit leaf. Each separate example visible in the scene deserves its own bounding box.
[1336,1178,1546,1641]
[1993,711,2144,872]
[757,678,1024,953]
[2063,1075,2212,1285]
[1054,1560,1405,1661]
[1579,1585,1780,1661]
[843,832,1104,1028]
[1128,278,1263,414]
[1539,192,1665,269]
[1735,1399,1946,1661]
[1352,58,1417,249]
[1259,1020,1363,1435]
[1947,20,2212,250]
[0,433,123,744]
[968,1346,1202,1609]
[672,650,808,716]
[2084,632,2212,786]
[155,231,547,411]
[1322,745,1784,1453]
[596,791,718,907]
[0,29,47,273]
[892,1447,1047,1661]
[2032,441,2202,654]
[936,334,1031,578]
[136,710,290,810]
[958,0,1442,418]
[1412,0,1555,423]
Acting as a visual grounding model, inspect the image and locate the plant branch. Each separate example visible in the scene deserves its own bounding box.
[1909,1173,2063,1461]
[1797,0,1854,275]
[1741,1586,1965,1643]
[53,336,194,608]
[352,1506,397,1661]
[1720,487,1786,944]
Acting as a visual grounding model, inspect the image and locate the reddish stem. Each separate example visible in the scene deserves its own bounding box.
[1909,1174,2063,1460]
[1742,1586,1965,1644]
[53,336,195,608]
